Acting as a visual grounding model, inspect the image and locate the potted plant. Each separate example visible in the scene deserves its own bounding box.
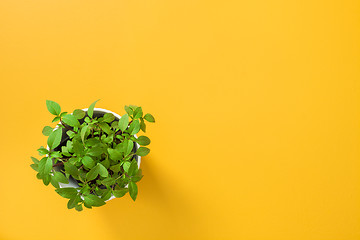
[30,100,155,211]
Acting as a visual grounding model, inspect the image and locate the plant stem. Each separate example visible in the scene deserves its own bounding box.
[53,162,64,168]
[60,120,76,133]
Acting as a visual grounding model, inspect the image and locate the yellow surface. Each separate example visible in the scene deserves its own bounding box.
[0,0,360,239]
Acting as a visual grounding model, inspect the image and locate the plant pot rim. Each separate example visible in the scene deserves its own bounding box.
[48,107,141,202]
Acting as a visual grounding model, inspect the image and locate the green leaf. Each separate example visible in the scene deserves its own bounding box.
[38,157,47,173]
[129,105,138,110]
[80,125,89,143]
[31,157,40,164]
[84,194,106,207]
[85,138,100,147]
[125,139,134,155]
[111,121,119,129]
[124,106,133,115]
[100,158,110,169]
[52,116,61,123]
[88,144,105,157]
[50,151,62,158]
[113,188,128,198]
[98,163,108,177]
[66,130,76,138]
[110,163,121,173]
[123,162,131,173]
[115,141,125,152]
[136,136,150,146]
[42,126,53,136]
[75,204,83,211]
[37,146,49,156]
[128,120,140,135]
[53,171,69,184]
[86,165,99,181]
[128,160,138,176]
[128,182,138,201]
[107,148,122,160]
[43,174,51,185]
[101,177,116,186]
[73,109,86,119]
[47,128,62,149]
[102,135,113,144]
[46,100,61,116]
[83,201,92,209]
[99,122,112,135]
[44,157,53,174]
[101,188,112,201]
[73,140,85,155]
[131,171,143,182]
[67,141,73,151]
[64,162,79,178]
[140,119,146,132]
[30,163,38,171]
[88,99,100,118]
[144,113,155,123]
[67,195,81,209]
[103,113,115,123]
[82,156,95,169]
[118,114,129,132]
[133,107,143,119]
[136,147,150,156]
[55,188,78,199]
[79,183,90,194]
[50,177,60,188]
[62,114,80,127]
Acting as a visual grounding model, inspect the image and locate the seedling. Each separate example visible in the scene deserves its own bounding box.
[30,100,155,211]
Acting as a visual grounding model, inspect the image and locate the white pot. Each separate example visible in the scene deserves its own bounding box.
[48,108,141,202]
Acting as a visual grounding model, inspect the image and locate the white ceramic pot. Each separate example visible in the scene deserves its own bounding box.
[48,108,141,201]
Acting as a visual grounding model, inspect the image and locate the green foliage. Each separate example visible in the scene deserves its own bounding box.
[118,114,129,132]
[62,114,80,127]
[73,109,86,119]
[129,182,138,201]
[136,136,151,146]
[31,100,155,211]
[87,99,100,118]
[144,113,155,123]
[53,172,69,184]
[47,128,62,150]
[136,147,150,156]
[46,100,61,116]
[103,113,115,123]
[42,126,53,136]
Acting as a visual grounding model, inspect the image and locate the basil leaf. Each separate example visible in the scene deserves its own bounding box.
[88,99,100,118]
[47,128,62,149]
[42,126,53,136]
[62,114,80,127]
[135,147,150,156]
[53,171,69,184]
[84,194,106,207]
[136,136,150,146]
[73,109,86,119]
[128,182,138,201]
[46,100,61,116]
[113,188,128,198]
[103,113,115,123]
[144,113,155,123]
[55,188,78,199]
[118,114,129,132]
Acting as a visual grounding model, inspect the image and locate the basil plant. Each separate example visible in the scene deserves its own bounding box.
[30,100,155,211]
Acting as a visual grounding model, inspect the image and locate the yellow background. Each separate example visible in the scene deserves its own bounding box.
[0,0,360,239]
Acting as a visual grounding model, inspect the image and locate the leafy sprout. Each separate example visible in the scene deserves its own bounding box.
[31,100,155,211]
